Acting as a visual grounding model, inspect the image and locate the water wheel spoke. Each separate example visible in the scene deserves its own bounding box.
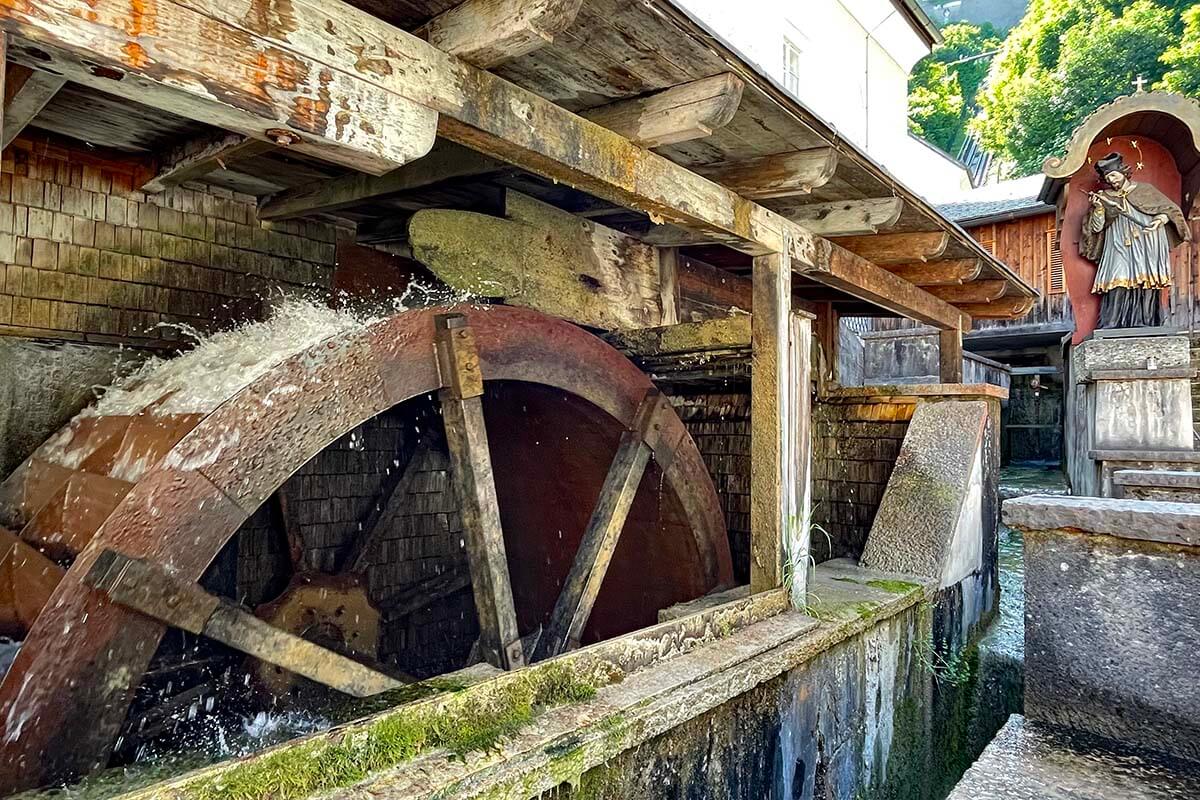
[275,488,309,572]
[84,549,404,697]
[533,389,669,661]
[435,313,525,670]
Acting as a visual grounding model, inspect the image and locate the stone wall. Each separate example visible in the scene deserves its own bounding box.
[812,398,913,561]
[672,392,751,583]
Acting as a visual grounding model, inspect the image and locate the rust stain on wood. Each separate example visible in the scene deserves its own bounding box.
[288,66,332,136]
[243,0,298,37]
[349,44,393,77]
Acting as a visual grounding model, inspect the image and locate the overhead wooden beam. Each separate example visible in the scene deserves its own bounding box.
[697,148,839,200]
[436,314,525,671]
[750,246,789,594]
[882,258,982,286]
[534,390,670,660]
[580,73,745,148]
[417,0,582,68]
[796,242,967,330]
[85,549,404,696]
[142,132,275,193]
[925,280,1007,304]
[409,190,664,331]
[956,296,1037,320]
[610,316,751,356]
[774,197,904,236]
[832,231,950,264]
[259,141,506,221]
[0,5,438,175]
[2,62,65,149]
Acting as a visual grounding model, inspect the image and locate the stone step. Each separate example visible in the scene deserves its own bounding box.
[1111,469,1200,503]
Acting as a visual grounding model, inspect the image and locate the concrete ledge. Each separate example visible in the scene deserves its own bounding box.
[1113,470,1200,489]
[1002,495,1200,547]
[1085,367,1197,382]
[822,383,1008,403]
[1090,449,1200,463]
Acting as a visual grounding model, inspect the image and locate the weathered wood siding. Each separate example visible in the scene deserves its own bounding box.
[969,211,1073,334]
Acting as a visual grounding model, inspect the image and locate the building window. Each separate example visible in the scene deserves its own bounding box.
[1046,227,1065,294]
[782,38,803,95]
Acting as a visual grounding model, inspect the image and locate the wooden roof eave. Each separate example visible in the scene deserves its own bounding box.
[641,0,1037,304]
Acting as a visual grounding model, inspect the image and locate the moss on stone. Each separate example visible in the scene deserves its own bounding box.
[865,580,922,596]
[142,663,599,800]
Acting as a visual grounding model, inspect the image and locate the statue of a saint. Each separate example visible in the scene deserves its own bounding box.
[1081,153,1190,329]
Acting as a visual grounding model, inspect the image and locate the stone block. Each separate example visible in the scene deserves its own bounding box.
[1006,496,1200,762]
[860,400,987,586]
[1075,334,1191,373]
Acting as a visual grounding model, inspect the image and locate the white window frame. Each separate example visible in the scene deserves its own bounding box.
[782,37,804,96]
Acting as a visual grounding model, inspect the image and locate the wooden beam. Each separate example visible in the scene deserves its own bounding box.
[142,132,275,193]
[658,246,680,327]
[259,141,505,221]
[956,296,1037,320]
[882,258,981,286]
[339,436,435,574]
[580,73,745,148]
[774,197,904,236]
[379,567,472,619]
[787,312,812,606]
[940,327,963,383]
[678,257,752,319]
[925,280,1007,304]
[750,246,789,594]
[534,391,670,660]
[417,0,582,68]
[796,242,967,330]
[697,148,839,200]
[813,301,838,388]
[85,549,404,696]
[2,62,65,150]
[435,314,525,670]
[0,5,438,175]
[409,190,664,331]
[611,316,750,356]
[832,231,950,264]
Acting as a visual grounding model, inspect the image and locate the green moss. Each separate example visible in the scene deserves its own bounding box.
[162,663,599,800]
[865,580,922,595]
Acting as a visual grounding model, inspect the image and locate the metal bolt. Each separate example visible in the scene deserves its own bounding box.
[266,128,301,147]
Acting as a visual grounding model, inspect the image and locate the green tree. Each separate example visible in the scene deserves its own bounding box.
[1160,5,1200,96]
[974,0,1192,176]
[907,22,1002,154]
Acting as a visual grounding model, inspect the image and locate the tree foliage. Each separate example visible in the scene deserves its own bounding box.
[971,0,1193,176]
[907,23,1002,154]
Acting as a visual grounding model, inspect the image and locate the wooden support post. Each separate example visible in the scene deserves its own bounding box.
[533,390,666,661]
[85,549,404,697]
[750,245,791,594]
[435,313,525,670]
[813,301,839,389]
[788,312,813,606]
[659,247,680,326]
[940,326,964,384]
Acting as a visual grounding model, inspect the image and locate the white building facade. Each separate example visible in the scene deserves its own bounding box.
[677,0,971,200]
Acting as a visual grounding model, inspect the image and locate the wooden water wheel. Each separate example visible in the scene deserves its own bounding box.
[0,304,732,793]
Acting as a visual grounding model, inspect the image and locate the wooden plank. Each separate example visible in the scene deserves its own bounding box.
[260,141,506,220]
[580,73,745,148]
[787,312,812,606]
[275,489,308,572]
[610,316,750,356]
[534,391,669,660]
[925,280,1006,304]
[940,327,963,383]
[2,61,66,150]
[833,231,950,264]
[797,242,967,330]
[84,549,404,696]
[0,2,438,174]
[0,526,64,636]
[142,132,275,193]
[813,301,838,388]
[678,257,752,319]
[435,314,525,670]
[339,436,435,574]
[658,247,680,327]
[417,0,582,68]
[773,197,904,236]
[956,296,1037,320]
[882,258,981,286]
[750,246,789,594]
[409,190,663,331]
[697,148,839,200]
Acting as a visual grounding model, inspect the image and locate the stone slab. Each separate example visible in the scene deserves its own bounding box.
[1074,335,1191,374]
[1113,470,1200,489]
[1093,377,1193,450]
[947,715,1200,799]
[1003,495,1200,547]
[861,400,987,583]
[1023,519,1200,761]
